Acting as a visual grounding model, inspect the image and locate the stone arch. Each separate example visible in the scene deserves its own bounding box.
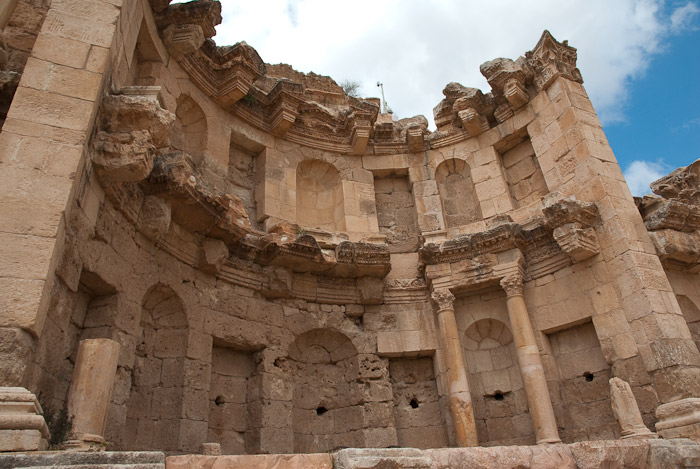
[286,328,362,452]
[123,284,188,451]
[296,159,346,232]
[172,94,208,165]
[435,158,481,228]
[677,295,700,352]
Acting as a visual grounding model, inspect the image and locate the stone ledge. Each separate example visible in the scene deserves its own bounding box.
[0,451,164,468]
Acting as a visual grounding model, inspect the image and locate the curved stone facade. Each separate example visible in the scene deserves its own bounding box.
[1,0,700,458]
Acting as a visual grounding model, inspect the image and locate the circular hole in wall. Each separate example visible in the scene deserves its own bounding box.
[215,395,225,407]
[584,372,594,382]
[316,406,328,416]
[409,398,419,409]
[493,392,505,401]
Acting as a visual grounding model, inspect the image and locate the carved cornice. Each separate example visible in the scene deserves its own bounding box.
[650,159,700,205]
[421,199,601,268]
[155,0,222,38]
[500,273,523,297]
[431,289,455,311]
[480,57,532,110]
[525,30,583,91]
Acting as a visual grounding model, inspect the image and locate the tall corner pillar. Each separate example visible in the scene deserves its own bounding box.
[500,274,561,444]
[430,288,479,447]
[64,338,120,451]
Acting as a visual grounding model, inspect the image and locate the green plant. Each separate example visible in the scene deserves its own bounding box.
[42,403,74,448]
[296,226,307,236]
[241,93,257,106]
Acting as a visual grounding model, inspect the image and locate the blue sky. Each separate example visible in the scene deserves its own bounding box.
[199,0,699,196]
[603,10,700,195]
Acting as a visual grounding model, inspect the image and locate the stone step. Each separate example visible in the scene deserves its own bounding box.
[0,451,164,469]
[334,448,435,469]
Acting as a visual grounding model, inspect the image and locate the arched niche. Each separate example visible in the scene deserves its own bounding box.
[172,94,208,165]
[435,158,481,228]
[286,328,361,452]
[124,284,188,451]
[296,159,346,232]
[462,317,533,445]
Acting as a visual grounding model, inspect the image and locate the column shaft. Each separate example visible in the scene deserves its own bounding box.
[66,338,120,450]
[502,276,561,444]
[432,289,478,447]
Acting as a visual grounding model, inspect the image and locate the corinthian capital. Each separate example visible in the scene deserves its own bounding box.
[500,274,523,297]
[431,289,455,311]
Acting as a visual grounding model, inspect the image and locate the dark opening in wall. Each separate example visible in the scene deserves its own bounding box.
[409,398,419,409]
[316,406,328,416]
[493,392,505,401]
[215,395,225,407]
[584,372,594,382]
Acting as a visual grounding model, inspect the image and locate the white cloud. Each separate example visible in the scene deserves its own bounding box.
[623,160,671,196]
[671,2,700,31]
[185,0,696,128]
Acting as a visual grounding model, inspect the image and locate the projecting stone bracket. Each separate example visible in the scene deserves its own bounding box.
[553,223,599,262]
[162,24,205,59]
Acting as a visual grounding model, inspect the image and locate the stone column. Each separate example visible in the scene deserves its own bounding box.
[431,289,479,447]
[64,338,120,451]
[609,377,657,439]
[500,274,560,444]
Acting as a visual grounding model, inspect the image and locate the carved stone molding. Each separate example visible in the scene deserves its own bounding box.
[525,30,583,91]
[431,288,455,311]
[500,274,523,297]
[155,0,222,39]
[553,223,599,262]
[650,159,700,205]
[480,57,531,110]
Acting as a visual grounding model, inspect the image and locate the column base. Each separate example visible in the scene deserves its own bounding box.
[656,398,700,441]
[620,426,658,440]
[536,437,562,444]
[62,432,106,452]
[0,387,50,452]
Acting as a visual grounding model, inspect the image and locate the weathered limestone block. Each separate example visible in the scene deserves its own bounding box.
[656,398,700,441]
[100,92,176,148]
[198,237,229,274]
[138,196,172,242]
[166,453,332,468]
[457,107,488,137]
[0,451,165,467]
[609,377,657,439]
[162,24,205,59]
[426,444,576,469]
[200,442,221,455]
[64,339,120,451]
[553,222,600,262]
[92,130,155,183]
[357,276,384,305]
[650,158,700,205]
[0,329,33,387]
[647,230,700,268]
[334,448,434,469]
[155,0,222,39]
[0,387,49,452]
[479,57,531,109]
[525,30,582,91]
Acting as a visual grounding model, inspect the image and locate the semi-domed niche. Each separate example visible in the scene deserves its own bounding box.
[286,329,361,453]
[123,284,188,451]
[296,160,346,232]
[172,94,208,165]
[435,159,481,228]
